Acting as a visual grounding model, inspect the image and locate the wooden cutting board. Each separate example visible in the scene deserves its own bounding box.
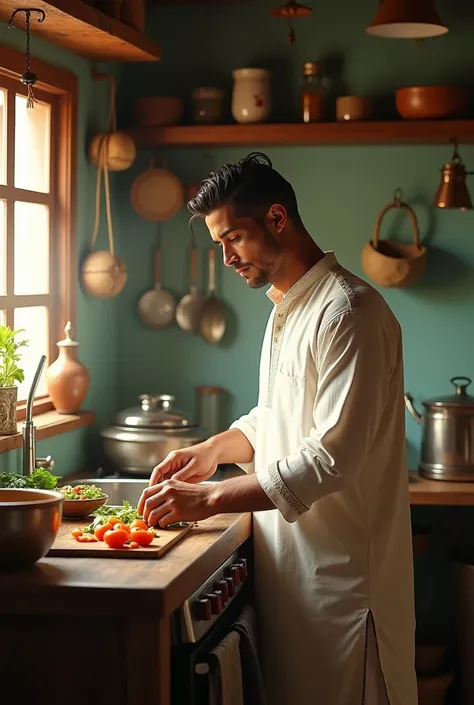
[48,520,191,559]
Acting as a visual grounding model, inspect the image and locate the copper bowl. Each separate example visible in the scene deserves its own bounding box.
[395,86,469,120]
[0,488,63,570]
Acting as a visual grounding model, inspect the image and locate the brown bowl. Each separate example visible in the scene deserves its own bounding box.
[133,96,184,127]
[62,494,108,519]
[395,86,469,120]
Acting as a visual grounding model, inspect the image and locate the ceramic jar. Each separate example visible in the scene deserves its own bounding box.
[232,68,272,124]
[46,322,90,414]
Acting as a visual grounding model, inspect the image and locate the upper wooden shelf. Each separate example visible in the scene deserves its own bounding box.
[125,120,474,149]
[0,0,161,62]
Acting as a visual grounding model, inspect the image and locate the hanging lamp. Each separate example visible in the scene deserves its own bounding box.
[7,8,46,108]
[271,0,312,44]
[365,0,448,39]
[433,142,474,211]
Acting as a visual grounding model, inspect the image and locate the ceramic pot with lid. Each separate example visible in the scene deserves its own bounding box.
[100,394,208,476]
[405,376,474,481]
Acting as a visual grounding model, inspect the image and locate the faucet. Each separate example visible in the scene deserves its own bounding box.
[22,354,55,477]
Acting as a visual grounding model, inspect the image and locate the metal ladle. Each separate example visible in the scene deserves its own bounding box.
[200,248,226,344]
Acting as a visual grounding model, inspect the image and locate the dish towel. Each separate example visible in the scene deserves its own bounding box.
[209,630,244,705]
[233,606,267,705]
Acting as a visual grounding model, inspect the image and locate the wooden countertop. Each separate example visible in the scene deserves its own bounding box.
[409,471,474,506]
[0,513,252,619]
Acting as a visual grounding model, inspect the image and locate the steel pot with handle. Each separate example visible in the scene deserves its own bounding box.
[100,394,208,476]
[405,376,474,481]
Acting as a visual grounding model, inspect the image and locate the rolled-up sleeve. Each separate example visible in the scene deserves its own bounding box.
[257,309,397,522]
[230,405,258,473]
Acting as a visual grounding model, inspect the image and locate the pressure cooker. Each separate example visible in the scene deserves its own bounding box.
[405,376,474,481]
[100,394,208,476]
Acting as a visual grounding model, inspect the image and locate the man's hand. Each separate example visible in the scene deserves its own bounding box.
[138,478,214,527]
[148,441,220,487]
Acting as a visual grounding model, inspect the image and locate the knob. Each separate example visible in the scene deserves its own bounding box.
[229,566,241,585]
[194,598,211,621]
[204,591,223,615]
[235,559,248,580]
[214,579,229,603]
[224,576,236,597]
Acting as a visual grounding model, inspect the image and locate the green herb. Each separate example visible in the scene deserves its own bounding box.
[60,484,105,500]
[81,500,189,535]
[0,469,61,490]
[0,325,28,387]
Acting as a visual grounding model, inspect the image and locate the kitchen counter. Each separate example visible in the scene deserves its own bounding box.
[409,471,474,506]
[0,512,252,705]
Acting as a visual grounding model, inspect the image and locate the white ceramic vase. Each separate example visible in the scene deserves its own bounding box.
[231,68,272,124]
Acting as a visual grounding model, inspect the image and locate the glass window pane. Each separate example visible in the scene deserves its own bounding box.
[0,89,6,185]
[15,94,51,193]
[0,311,5,326]
[14,306,49,401]
[0,200,5,295]
[14,201,49,295]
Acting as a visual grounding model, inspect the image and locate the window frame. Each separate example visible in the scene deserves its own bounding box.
[0,43,77,421]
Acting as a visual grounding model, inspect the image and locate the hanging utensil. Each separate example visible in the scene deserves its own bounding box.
[175,230,206,333]
[200,248,227,345]
[130,155,184,222]
[137,228,176,329]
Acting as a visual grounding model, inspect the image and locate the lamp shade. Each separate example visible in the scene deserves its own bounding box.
[365,0,448,39]
[433,161,473,210]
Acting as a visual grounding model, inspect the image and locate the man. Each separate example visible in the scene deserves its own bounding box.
[138,153,417,705]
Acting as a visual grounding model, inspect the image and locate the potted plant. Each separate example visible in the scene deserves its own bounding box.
[0,325,28,434]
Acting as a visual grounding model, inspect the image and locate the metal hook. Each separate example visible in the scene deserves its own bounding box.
[393,188,403,205]
[7,8,45,29]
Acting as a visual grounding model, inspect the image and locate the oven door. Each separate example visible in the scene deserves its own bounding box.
[171,545,252,705]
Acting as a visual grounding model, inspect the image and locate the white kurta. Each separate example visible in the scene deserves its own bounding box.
[230,252,417,705]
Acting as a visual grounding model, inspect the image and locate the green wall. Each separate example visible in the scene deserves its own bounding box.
[116,0,474,472]
[0,23,120,477]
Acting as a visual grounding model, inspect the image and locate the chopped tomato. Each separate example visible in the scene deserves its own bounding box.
[104,528,128,548]
[107,516,121,526]
[78,535,90,542]
[94,522,112,541]
[130,519,148,531]
[130,528,154,546]
[130,541,139,549]
[114,522,131,534]
[71,528,83,539]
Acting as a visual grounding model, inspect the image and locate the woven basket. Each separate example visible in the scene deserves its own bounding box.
[361,192,427,288]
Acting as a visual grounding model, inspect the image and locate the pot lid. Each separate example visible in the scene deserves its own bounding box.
[423,377,474,408]
[114,394,196,429]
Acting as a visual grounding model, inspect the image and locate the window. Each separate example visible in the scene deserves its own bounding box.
[0,45,76,417]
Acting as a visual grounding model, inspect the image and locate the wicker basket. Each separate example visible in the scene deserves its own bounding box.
[361,190,427,288]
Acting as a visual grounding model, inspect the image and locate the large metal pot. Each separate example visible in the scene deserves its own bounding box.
[100,394,208,476]
[405,376,474,481]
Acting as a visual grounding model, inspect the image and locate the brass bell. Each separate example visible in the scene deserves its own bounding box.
[365,0,448,39]
[433,143,474,211]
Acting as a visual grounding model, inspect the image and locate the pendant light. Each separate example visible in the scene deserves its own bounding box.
[433,142,474,211]
[271,0,312,44]
[7,8,46,107]
[365,0,448,40]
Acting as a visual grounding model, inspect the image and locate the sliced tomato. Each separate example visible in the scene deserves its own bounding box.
[130,541,139,549]
[104,528,128,548]
[94,522,113,541]
[130,519,148,531]
[130,528,154,546]
[71,528,83,539]
[114,522,131,534]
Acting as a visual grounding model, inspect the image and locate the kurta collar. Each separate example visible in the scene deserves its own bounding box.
[266,251,338,306]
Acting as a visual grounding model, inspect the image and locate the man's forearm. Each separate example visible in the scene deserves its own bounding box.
[208,473,275,513]
[205,428,255,465]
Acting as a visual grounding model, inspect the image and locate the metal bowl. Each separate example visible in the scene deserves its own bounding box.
[0,488,64,570]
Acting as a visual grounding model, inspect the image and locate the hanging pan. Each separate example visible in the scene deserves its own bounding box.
[130,155,184,222]
[137,227,176,329]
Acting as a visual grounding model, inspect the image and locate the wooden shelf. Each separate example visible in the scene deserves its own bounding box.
[0,410,96,454]
[409,471,474,506]
[125,120,474,149]
[0,0,161,62]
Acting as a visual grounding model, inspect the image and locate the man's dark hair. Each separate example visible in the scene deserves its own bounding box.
[187,152,302,229]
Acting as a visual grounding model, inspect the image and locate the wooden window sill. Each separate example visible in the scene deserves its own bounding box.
[0,410,95,454]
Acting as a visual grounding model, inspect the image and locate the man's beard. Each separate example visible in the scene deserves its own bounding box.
[239,226,281,289]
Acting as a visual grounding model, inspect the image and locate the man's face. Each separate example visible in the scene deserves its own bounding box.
[205,204,285,289]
